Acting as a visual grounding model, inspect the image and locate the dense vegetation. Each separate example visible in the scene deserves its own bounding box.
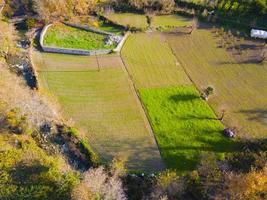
[176,0,267,29]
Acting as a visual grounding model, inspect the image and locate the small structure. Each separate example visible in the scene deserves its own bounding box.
[251,29,267,39]
[105,35,123,46]
[223,128,235,138]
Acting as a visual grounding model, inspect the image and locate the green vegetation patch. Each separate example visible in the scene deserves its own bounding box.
[139,86,237,171]
[43,23,116,50]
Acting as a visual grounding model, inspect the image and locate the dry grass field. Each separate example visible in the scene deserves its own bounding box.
[121,33,191,89]
[32,51,164,171]
[167,29,267,139]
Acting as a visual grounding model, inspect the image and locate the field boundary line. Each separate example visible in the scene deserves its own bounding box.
[119,36,166,170]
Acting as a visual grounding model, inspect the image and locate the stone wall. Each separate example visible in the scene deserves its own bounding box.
[42,46,112,56]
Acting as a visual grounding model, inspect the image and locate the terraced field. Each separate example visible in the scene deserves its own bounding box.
[121,33,191,88]
[121,33,237,171]
[106,13,148,29]
[151,15,191,30]
[139,86,237,171]
[32,51,164,171]
[105,13,191,30]
[167,30,267,139]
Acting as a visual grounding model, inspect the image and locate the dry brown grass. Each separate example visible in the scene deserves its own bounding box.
[0,61,61,127]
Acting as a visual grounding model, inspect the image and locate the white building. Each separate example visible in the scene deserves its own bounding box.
[251,29,267,39]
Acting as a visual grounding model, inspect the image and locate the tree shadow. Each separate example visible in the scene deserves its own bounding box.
[239,108,267,125]
[169,94,199,102]
[10,160,50,185]
[176,114,218,121]
[233,43,262,51]
[213,58,264,65]
[160,136,241,171]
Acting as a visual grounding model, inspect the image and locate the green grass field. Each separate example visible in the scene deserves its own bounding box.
[106,13,192,31]
[121,33,191,88]
[32,51,164,171]
[151,15,191,30]
[139,86,237,171]
[167,30,267,139]
[43,23,116,50]
[105,13,148,29]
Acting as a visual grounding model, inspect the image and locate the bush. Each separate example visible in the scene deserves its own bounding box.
[149,170,185,199]
[5,109,28,134]
[26,18,38,29]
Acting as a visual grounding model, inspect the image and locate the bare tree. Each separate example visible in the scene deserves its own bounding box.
[72,158,127,200]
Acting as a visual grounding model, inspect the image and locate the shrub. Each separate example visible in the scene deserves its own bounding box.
[57,125,99,168]
[74,164,127,200]
[26,18,38,29]
[149,170,185,199]
[5,109,28,134]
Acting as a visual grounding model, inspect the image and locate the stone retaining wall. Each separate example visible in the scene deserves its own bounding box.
[42,46,112,56]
